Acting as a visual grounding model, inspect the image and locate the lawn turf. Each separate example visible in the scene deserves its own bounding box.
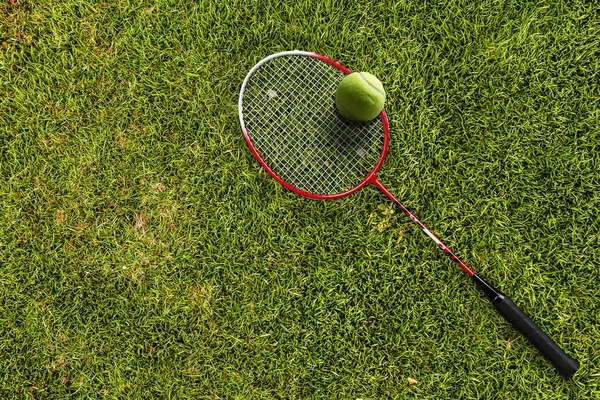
[1,0,599,398]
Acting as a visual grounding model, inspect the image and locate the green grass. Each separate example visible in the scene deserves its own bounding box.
[1,0,599,398]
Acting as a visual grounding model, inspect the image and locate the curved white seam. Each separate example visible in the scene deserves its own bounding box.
[357,73,384,97]
[336,97,358,121]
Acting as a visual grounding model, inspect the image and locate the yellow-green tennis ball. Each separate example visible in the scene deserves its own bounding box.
[335,72,386,121]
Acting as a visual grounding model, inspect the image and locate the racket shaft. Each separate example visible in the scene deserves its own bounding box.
[396,201,474,276]
[368,175,474,275]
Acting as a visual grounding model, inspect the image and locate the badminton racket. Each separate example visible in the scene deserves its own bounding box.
[237,50,579,379]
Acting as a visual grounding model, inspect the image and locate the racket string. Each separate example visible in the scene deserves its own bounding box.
[241,54,384,195]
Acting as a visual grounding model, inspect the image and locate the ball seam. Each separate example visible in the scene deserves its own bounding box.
[357,73,385,98]
[336,96,359,121]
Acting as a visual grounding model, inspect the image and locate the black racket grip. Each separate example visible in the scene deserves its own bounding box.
[473,274,579,379]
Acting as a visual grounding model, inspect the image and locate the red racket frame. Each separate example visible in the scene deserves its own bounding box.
[242,53,390,201]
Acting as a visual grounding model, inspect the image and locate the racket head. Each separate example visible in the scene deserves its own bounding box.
[238,50,389,200]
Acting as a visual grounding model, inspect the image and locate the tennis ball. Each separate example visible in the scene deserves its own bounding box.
[335,72,385,121]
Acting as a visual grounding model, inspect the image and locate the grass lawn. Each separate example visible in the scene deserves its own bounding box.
[1,0,599,398]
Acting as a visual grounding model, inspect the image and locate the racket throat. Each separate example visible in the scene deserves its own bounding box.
[367,174,398,203]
